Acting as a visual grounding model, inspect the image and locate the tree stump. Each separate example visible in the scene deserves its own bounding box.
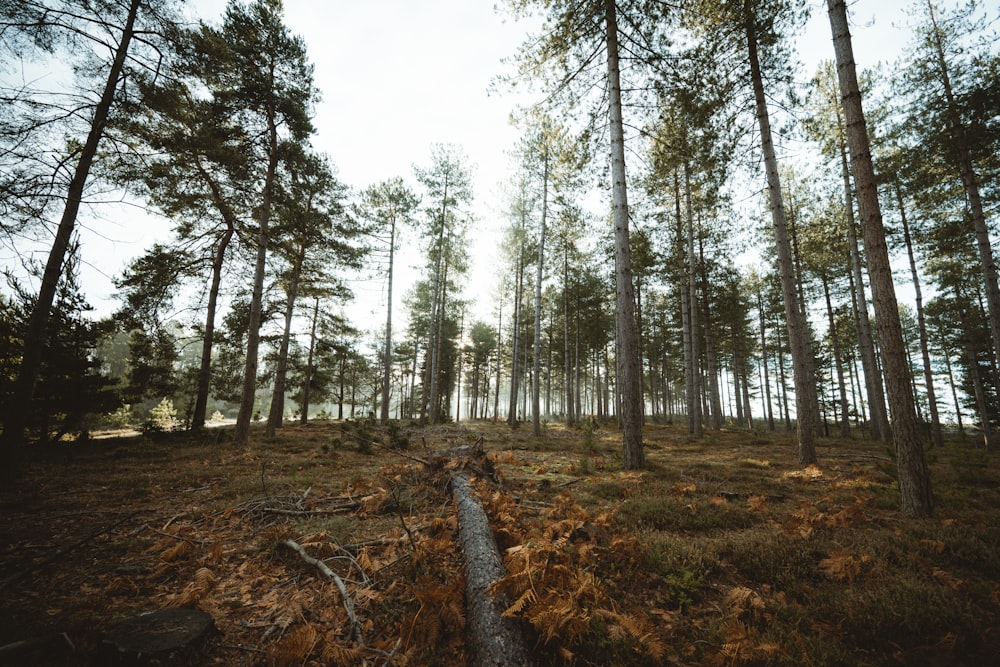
[101,608,214,666]
[452,472,533,667]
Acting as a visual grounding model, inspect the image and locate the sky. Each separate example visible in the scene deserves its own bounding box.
[275,0,918,334]
[4,0,926,336]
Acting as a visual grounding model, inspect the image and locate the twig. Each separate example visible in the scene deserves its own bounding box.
[261,504,360,516]
[0,513,138,592]
[146,525,209,544]
[282,539,364,645]
[370,440,431,466]
[0,632,74,659]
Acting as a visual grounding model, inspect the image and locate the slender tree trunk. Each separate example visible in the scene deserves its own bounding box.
[508,253,523,427]
[787,195,822,435]
[677,174,695,434]
[300,297,320,424]
[829,0,933,515]
[456,309,464,422]
[494,305,502,420]
[532,151,548,436]
[431,253,449,422]
[422,178,450,423]
[741,355,754,430]
[1,0,141,466]
[192,224,234,431]
[745,13,816,463]
[266,243,305,437]
[942,350,964,434]
[757,290,775,431]
[380,215,396,424]
[961,319,993,450]
[685,166,703,437]
[822,276,851,438]
[700,236,723,430]
[834,92,889,443]
[605,0,643,468]
[563,246,574,426]
[235,101,280,447]
[775,323,792,431]
[895,182,943,448]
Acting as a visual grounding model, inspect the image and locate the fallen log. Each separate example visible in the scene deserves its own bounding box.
[452,472,533,667]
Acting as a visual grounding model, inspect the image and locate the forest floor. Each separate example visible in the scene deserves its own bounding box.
[1,419,998,666]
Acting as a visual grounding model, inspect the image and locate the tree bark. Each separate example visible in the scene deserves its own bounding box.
[1,0,141,468]
[745,11,817,464]
[191,159,238,432]
[895,182,943,448]
[822,276,851,438]
[757,289,775,431]
[532,150,548,436]
[834,92,889,442]
[235,95,280,446]
[605,0,643,468]
[381,214,397,424]
[508,251,524,427]
[700,236,723,430]
[829,0,933,516]
[300,297,320,424]
[452,473,533,666]
[676,174,695,435]
[267,241,306,437]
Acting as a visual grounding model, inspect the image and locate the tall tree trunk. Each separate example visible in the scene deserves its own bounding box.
[494,305,502,420]
[300,297,320,424]
[895,182,943,448]
[422,177,450,424]
[266,242,306,437]
[757,289,775,431]
[941,349,964,434]
[787,195,822,434]
[192,223,234,431]
[676,174,695,435]
[380,215,397,424]
[605,0,643,468]
[431,253,450,422]
[563,246,574,426]
[829,0,933,516]
[508,252,524,426]
[1,0,141,467]
[235,103,280,447]
[740,354,754,430]
[745,13,817,464]
[532,150,549,436]
[834,90,889,442]
[959,310,993,450]
[685,165,703,437]
[822,276,852,438]
[456,309,464,422]
[775,323,792,431]
[700,236,723,430]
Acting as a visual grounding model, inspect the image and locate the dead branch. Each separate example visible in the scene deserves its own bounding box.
[0,632,74,660]
[282,539,364,645]
[261,503,360,516]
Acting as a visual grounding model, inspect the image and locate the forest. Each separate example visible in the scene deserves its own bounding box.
[1,0,999,665]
